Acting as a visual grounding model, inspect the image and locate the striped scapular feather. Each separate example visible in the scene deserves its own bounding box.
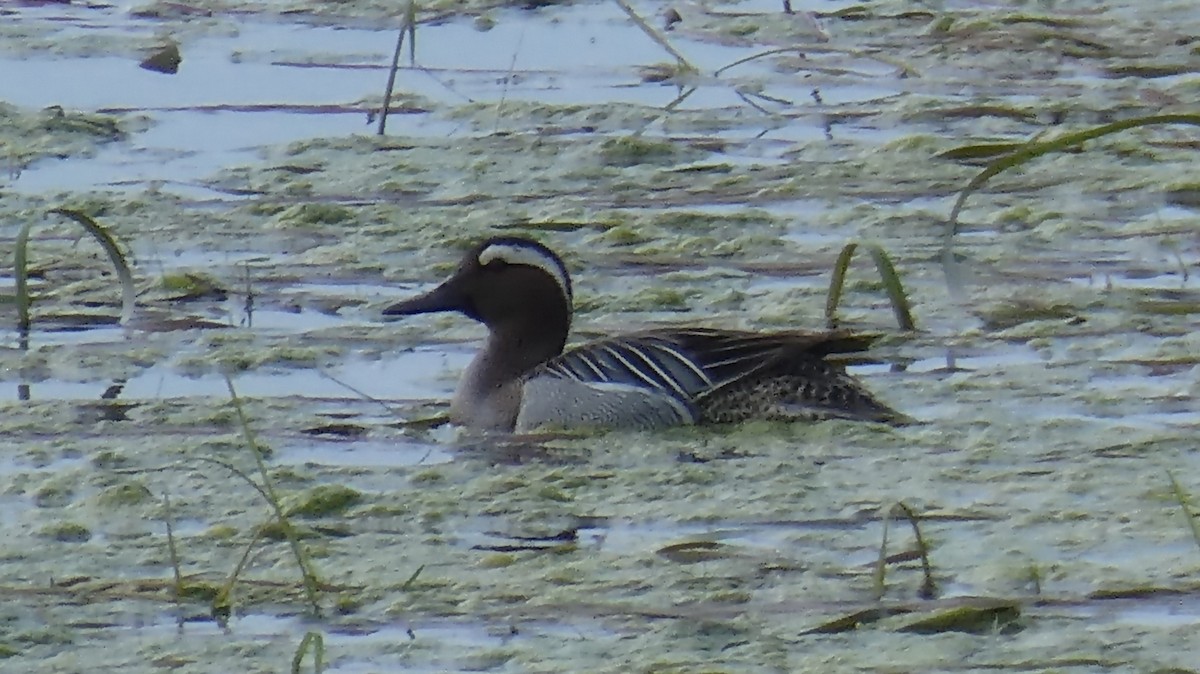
[532,327,903,424]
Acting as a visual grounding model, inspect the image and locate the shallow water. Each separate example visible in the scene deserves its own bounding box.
[1,0,1199,672]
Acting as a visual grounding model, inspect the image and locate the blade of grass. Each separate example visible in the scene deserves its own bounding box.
[942,113,1200,267]
[193,456,277,506]
[825,242,856,329]
[634,85,698,138]
[1167,471,1200,553]
[163,493,184,612]
[872,505,891,600]
[892,502,936,599]
[48,208,135,324]
[14,209,135,337]
[185,455,279,624]
[377,0,416,135]
[404,0,415,65]
[316,367,397,412]
[401,564,425,590]
[213,521,267,627]
[613,0,695,69]
[14,218,31,335]
[874,503,937,600]
[225,376,324,617]
[866,245,915,331]
[714,45,914,79]
[935,142,1028,161]
[291,631,326,674]
[825,242,915,330]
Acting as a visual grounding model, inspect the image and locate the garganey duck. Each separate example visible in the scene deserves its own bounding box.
[384,236,909,431]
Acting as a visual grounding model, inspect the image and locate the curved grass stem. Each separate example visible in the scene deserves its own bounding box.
[941,114,1200,286]
[14,209,135,338]
[825,241,915,330]
[223,377,324,617]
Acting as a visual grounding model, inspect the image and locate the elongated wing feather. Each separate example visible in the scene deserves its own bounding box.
[536,327,875,395]
[650,327,879,387]
[537,332,716,402]
[531,327,904,426]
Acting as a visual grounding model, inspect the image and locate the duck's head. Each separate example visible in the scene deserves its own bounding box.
[384,236,573,339]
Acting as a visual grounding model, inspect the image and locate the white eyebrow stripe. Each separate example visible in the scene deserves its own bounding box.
[478,243,571,303]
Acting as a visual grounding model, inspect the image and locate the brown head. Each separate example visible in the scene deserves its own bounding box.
[384,236,574,380]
